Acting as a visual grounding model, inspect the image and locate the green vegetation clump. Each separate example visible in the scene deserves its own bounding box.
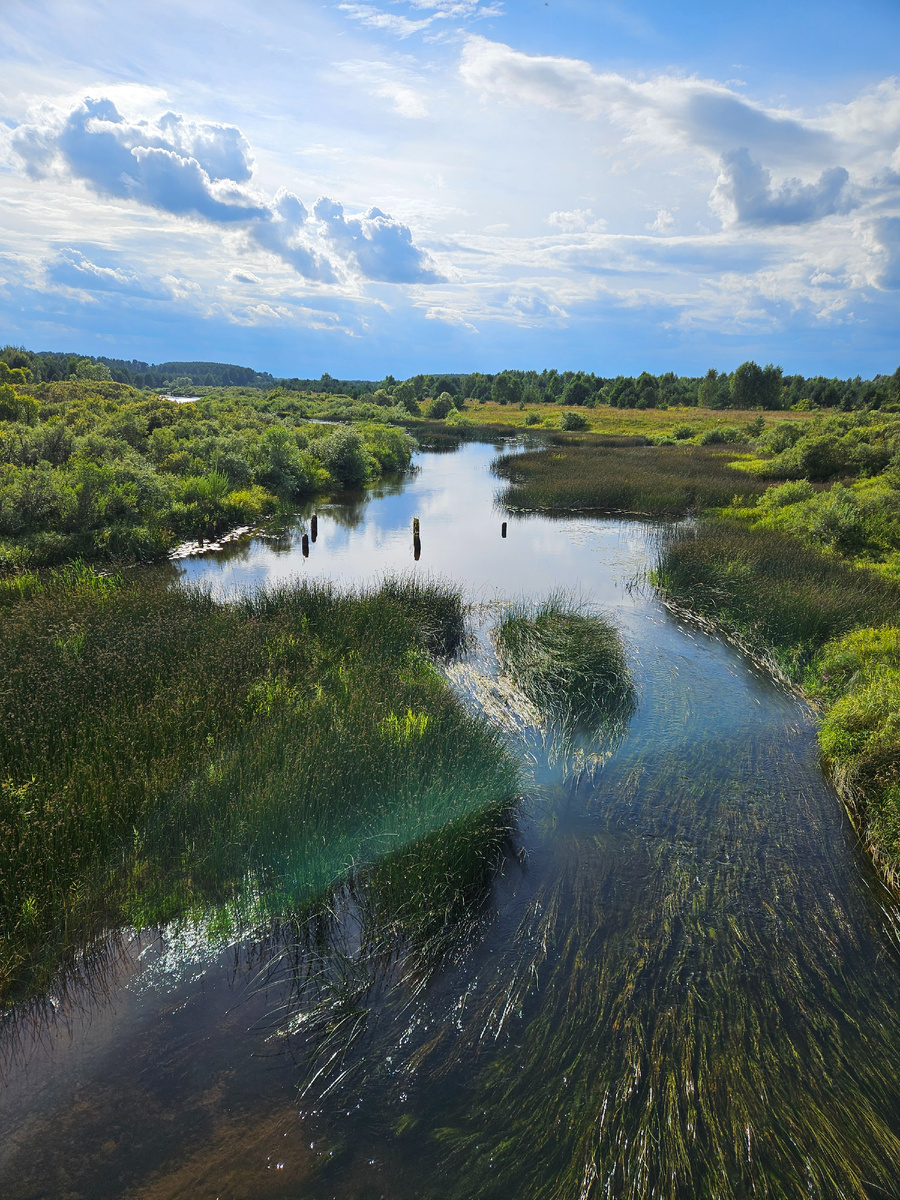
[804,628,900,882]
[495,443,767,516]
[0,380,414,568]
[655,520,900,677]
[492,597,636,736]
[0,567,518,1003]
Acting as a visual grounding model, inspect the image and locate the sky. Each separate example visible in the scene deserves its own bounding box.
[1,0,899,380]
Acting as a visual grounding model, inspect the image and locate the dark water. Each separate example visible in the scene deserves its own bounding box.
[3,441,900,1199]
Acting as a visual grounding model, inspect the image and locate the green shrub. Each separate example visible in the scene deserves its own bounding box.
[561,410,589,431]
[426,392,457,420]
[698,424,745,445]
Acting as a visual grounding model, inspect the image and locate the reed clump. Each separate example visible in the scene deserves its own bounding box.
[494,443,767,516]
[0,566,518,1004]
[655,520,900,678]
[492,597,636,737]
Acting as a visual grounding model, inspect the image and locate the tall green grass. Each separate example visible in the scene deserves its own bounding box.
[494,443,767,517]
[655,520,900,678]
[492,596,636,737]
[0,566,518,1004]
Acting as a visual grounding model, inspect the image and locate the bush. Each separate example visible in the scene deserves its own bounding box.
[426,392,457,420]
[698,425,745,445]
[317,425,374,488]
[561,410,589,431]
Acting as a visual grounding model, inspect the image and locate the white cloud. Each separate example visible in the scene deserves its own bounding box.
[710,149,856,227]
[646,208,675,234]
[864,216,900,289]
[6,96,439,285]
[338,0,503,39]
[547,208,603,233]
[425,304,477,331]
[459,36,836,164]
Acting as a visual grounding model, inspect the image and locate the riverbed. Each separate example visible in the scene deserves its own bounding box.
[2,439,900,1199]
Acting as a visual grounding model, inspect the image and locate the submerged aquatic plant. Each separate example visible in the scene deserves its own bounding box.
[492,596,637,739]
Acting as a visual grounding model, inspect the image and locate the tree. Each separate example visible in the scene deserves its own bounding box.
[393,381,421,415]
[492,372,523,406]
[426,392,456,419]
[562,376,591,406]
[634,372,659,409]
[74,359,113,382]
[730,361,783,409]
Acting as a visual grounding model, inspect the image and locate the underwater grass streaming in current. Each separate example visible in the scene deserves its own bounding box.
[654,519,900,880]
[0,564,518,1004]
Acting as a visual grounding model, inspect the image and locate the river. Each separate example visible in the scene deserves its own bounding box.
[2,439,900,1198]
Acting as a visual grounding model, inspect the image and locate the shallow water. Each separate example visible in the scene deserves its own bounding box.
[3,440,900,1199]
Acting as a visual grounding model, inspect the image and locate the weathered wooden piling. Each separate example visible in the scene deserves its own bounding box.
[413,517,420,537]
[302,533,309,557]
[311,513,318,542]
[501,521,507,538]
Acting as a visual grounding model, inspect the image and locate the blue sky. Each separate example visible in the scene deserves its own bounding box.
[1,0,899,380]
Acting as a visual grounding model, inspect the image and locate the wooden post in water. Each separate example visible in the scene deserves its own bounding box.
[302,533,309,557]
[413,517,420,537]
[311,513,318,542]
[501,521,507,538]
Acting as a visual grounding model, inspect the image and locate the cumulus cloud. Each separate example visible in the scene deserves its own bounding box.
[646,208,675,233]
[866,216,900,288]
[547,208,603,232]
[507,292,568,319]
[313,197,441,282]
[8,97,438,286]
[711,148,856,226]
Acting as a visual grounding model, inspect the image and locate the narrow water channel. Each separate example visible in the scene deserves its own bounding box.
[3,440,900,1199]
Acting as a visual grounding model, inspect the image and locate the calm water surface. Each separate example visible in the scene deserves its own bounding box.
[3,440,900,1199]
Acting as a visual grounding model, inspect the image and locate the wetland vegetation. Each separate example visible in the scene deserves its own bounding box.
[0,566,519,1004]
[5,346,900,1197]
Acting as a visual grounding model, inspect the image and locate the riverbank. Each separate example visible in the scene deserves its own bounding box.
[493,428,900,884]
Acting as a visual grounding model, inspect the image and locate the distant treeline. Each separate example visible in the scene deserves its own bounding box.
[2,346,898,411]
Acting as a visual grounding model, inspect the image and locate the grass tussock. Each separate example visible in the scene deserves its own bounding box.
[494,443,767,517]
[492,596,636,737]
[0,565,518,1004]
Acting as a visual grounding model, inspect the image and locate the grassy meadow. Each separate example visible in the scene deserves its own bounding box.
[0,566,519,1004]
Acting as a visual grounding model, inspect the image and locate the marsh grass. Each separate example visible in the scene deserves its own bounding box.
[492,596,637,738]
[655,520,900,678]
[494,444,768,516]
[0,565,518,1003]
